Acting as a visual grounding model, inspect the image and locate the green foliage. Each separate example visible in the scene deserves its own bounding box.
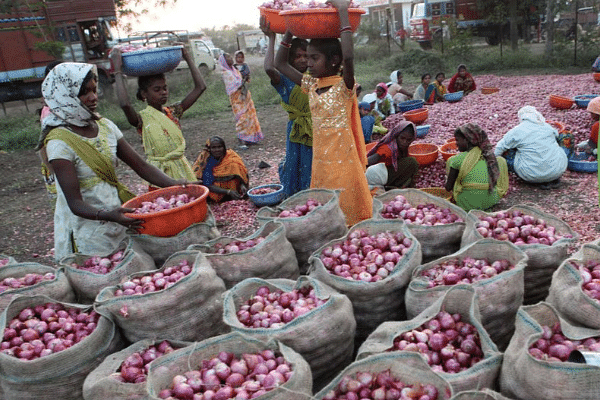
[0,116,39,151]
[204,24,259,54]
[356,18,385,43]
[388,49,446,76]
[445,24,475,60]
[34,41,66,59]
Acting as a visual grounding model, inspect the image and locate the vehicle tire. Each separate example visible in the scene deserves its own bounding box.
[98,73,114,100]
[485,35,500,46]
[419,41,432,50]
[199,64,210,76]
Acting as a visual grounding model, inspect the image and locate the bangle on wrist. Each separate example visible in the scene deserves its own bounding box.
[340,25,352,33]
[279,41,291,48]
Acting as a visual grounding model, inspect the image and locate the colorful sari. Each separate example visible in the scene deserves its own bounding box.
[448,72,476,94]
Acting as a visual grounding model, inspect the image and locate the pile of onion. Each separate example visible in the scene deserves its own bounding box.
[319,229,412,282]
[387,311,484,373]
[71,250,124,274]
[133,194,197,214]
[321,369,439,400]
[278,199,322,218]
[0,272,56,294]
[529,322,600,362]
[474,210,572,245]
[210,237,266,254]
[114,260,191,297]
[574,260,600,302]
[0,258,9,267]
[236,285,327,329]
[158,349,293,400]
[115,341,179,384]
[1,303,99,360]
[251,187,279,195]
[420,257,514,287]
[381,195,463,225]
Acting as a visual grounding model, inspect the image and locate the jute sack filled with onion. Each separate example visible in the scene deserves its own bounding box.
[461,205,578,305]
[450,389,513,400]
[255,189,348,274]
[406,239,527,351]
[222,276,355,391]
[572,237,600,259]
[0,294,123,400]
[189,221,299,289]
[308,219,422,343]
[547,243,600,329]
[372,189,468,263]
[0,263,75,314]
[357,286,502,393]
[130,210,220,266]
[314,351,453,400]
[95,250,227,343]
[0,254,17,267]
[60,237,156,303]
[500,302,600,400]
[146,332,313,400]
[83,338,190,400]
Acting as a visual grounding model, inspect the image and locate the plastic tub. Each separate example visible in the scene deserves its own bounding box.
[444,91,463,102]
[123,185,209,237]
[408,143,439,166]
[574,94,599,108]
[568,152,598,173]
[280,8,365,39]
[259,7,286,34]
[416,124,430,139]
[440,142,459,161]
[549,94,574,109]
[121,46,183,76]
[397,99,423,113]
[594,72,600,83]
[403,108,428,125]
[419,187,452,201]
[481,87,499,95]
[248,184,285,207]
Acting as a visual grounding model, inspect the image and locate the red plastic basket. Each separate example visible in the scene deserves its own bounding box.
[280,8,365,39]
[594,72,600,83]
[549,95,574,110]
[259,7,286,34]
[440,142,459,161]
[403,108,428,125]
[408,143,439,166]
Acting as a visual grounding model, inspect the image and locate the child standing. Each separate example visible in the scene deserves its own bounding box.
[274,0,372,225]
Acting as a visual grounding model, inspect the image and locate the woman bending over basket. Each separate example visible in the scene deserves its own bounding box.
[445,123,508,211]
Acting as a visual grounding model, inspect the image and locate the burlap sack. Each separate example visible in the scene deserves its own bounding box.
[0,254,16,267]
[188,221,299,289]
[357,286,502,393]
[60,237,156,303]
[0,295,123,400]
[82,338,190,400]
[572,237,600,259]
[308,218,422,343]
[406,239,527,350]
[314,352,453,400]
[450,389,514,400]
[373,189,468,262]
[461,205,578,305]
[129,210,220,265]
[500,302,600,400]
[222,276,355,391]
[146,332,313,400]
[255,189,348,274]
[95,250,227,342]
[0,263,75,314]
[547,243,600,329]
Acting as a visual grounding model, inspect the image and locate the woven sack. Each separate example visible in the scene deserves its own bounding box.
[450,389,513,400]
[373,188,468,262]
[95,250,227,342]
[82,338,190,400]
[500,302,600,400]
[461,205,578,305]
[0,295,123,400]
[0,263,75,314]
[314,351,453,400]
[0,254,16,267]
[60,237,156,303]
[406,239,527,350]
[357,286,502,393]
[547,243,600,329]
[146,332,313,400]
[222,276,355,391]
[188,221,299,289]
[308,218,422,343]
[129,209,220,265]
[255,189,348,274]
[572,237,600,259]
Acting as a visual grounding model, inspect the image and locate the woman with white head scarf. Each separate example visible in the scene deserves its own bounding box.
[494,105,567,188]
[387,70,412,105]
[40,62,187,260]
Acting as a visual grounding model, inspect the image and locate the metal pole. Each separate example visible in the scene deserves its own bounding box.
[574,0,578,66]
[386,8,391,55]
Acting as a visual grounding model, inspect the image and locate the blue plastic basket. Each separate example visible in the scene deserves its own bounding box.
[568,152,598,173]
[573,94,599,108]
[398,99,424,113]
[248,184,285,207]
[444,91,463,102]
[122,46,183,77]
[416,124,430,139]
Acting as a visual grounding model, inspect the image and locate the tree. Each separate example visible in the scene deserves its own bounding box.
[509,0,519,50]
[113,0,177,31]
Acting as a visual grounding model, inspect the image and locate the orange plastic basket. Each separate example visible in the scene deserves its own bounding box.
[408,143,439,166]
[546,120,566,133]
[123,184,209,237]
[403,108,428,125]
[594,72,600,83]
[259,7,286,34]
[481,87,499,95]
[549,94,574,110]
[445,138,457,145]
[280,8,365,39]
[440,142,459,161]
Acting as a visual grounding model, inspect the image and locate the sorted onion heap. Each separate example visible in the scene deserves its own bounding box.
[0,272,56,294]
[261,0,358,9]
[572,260,600,302]
[115,341,179,384]
[381,194,462,225]
[133,194,197,214]
[529,322,600,362]
[1,303,100,360]
[0,258,9,267]
[278,198,323,218]
[321,370,439,400]
[319,229,413,282]
[158,349,294,400]
[387,311,484,374]
[71,250,125,274]
[210,237,267,254]
[236,285,328,329]
[420,257,514,287]
[251,187,280,195]
[114,260,192,297]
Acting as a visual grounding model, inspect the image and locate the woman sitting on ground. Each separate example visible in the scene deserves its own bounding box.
[413,73,431,102]
[445,123,509,211]
[448,64,476,95]
[193,136,249,202]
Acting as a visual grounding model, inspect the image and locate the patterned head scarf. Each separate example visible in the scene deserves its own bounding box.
[375,82,388,99]
[587,96,600,115]
[193,136,227,177]
[218,54,243,96]
[456,123,499,193]
[518,105,546,125]
[367,120,416,171]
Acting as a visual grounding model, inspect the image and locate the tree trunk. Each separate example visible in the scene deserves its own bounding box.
[545,0,555,55]
[509,0,518,50]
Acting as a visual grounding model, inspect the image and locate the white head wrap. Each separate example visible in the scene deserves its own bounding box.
[362,93,377,104]
[517,105,546,125]
[389,70,400,84]
[366,163,388,190]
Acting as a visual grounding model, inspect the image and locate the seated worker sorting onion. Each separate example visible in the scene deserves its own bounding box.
[445,123,509,211]
[193,136,249,202]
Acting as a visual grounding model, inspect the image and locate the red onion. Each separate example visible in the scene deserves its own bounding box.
[134,193,197,214]
[277,198,323,218]
[381,194,462,225]
[0,273,56,294]
[572,260,600,303]
[114,260,191,297]
[70,250,125,275]
[421,257,514,287]
[529,322,600,362]
[116,341,178,383]
[0,258,9,267]
[210,237,266,254]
